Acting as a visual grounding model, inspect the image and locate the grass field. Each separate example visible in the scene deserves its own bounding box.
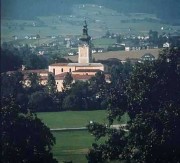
[37,110,108,129]
[37,111,107,162]
[92,38,116,48]
[37,110,129,162]
[37,110,129,129]
[52,130,96,163]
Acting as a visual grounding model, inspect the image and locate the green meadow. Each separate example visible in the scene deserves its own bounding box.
[37,110,129,163]
[92,38,116,48]
[37,110,108,129]
[37,110,108,163]
[52,130,95,163]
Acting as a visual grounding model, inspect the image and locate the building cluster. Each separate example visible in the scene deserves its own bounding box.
[8,21,110,92]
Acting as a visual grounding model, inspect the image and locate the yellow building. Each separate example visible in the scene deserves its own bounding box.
[48,21,108,91]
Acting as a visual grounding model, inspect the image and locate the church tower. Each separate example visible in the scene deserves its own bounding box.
[78,20,92,64]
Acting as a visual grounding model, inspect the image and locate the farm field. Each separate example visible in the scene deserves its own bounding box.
[92,38,116,48]
[66,48,161,62]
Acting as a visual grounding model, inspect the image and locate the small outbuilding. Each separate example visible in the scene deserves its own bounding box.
[141,53,155,61]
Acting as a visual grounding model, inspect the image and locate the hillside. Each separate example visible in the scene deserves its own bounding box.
[2,0,180,23]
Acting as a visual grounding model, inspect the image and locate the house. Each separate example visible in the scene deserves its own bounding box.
[6,69,50,87]
[163,42,170,48]
[141,53,155,61]
[91,48,104,53]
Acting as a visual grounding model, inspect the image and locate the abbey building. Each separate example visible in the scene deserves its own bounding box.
[47,21,108,91]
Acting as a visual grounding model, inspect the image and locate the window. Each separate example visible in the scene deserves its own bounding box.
[53,68,55,74]
[69,68,71,72]
[61,68,63,72]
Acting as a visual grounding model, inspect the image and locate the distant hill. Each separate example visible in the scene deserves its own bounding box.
[1,0,180,24]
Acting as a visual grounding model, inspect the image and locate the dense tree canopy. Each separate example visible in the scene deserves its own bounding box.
[45,74,57,95]
[62,72,73,91]
[1,49,22,72]
[87,48,180,163]
[1,96,57,163]
[1,44,48,72]
[1,72,24,97]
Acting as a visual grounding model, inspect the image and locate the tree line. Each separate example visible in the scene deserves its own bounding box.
[1,58,133,112]
[1,43,48,72]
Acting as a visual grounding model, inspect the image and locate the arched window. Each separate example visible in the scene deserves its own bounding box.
[61,68,63,72]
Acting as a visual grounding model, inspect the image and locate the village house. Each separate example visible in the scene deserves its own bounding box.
[140,53,155,62]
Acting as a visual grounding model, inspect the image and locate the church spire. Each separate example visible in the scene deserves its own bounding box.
[79,20,91,44]
[78,20,92,64]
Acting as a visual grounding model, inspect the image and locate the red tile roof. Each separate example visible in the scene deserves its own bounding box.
[55,72,94,80]
[73,69,101,72]
[49,63,69,66]
[73,74,94,80]
[6,69,49,75]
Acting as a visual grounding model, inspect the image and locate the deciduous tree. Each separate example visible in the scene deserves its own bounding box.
[87,48,180,163]
[1,96,58,163]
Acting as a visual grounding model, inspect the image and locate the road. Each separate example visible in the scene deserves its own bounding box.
[50,124,128,132]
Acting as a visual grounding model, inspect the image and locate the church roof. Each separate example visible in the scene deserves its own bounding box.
[49,63,103,67]
[73,74,94,80]
[55,72,94,80]
[6,69,49,75]
[49,63,69,66]
[73,69,101,72]
[68,63,103,67]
